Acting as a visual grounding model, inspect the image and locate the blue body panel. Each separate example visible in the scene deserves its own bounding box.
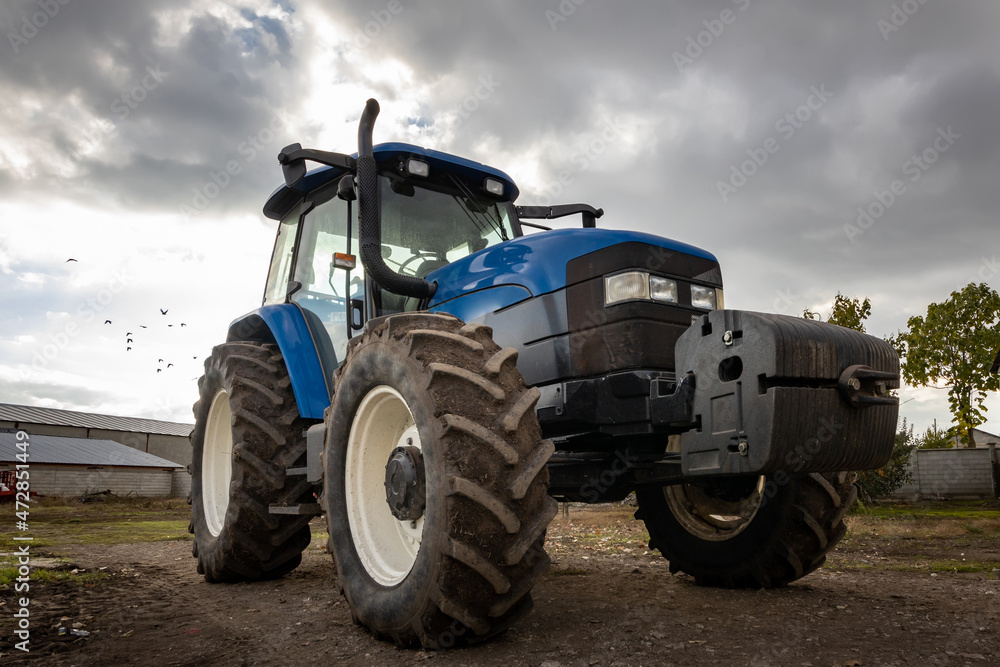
[430,284,532,321]
[232,304,330,420]
[427,228,717,311]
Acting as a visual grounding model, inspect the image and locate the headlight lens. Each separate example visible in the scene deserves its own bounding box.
[691,284,717,310]
[605,271,649,305]
[649,277,678,303]
[605,272,722,310]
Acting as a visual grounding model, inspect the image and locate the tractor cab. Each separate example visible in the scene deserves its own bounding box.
[261,143,520,385]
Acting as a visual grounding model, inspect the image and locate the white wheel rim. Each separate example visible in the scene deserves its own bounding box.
[203,388,233,537]
[345,385,425,586]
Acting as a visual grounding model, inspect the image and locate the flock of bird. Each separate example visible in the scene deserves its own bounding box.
[103,311,194,373]
[69,258,196,375]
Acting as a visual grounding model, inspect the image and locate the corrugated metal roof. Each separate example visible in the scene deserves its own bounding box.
[0,403,193,437]
[0,432,183,468]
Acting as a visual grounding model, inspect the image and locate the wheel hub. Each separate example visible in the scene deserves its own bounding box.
[664,476,765,541]
[384,445,425,521]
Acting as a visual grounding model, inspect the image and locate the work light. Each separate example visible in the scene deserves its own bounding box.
[484,178,504,197]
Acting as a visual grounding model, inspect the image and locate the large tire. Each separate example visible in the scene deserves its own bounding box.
[324,313,556,648]
[635,471,857,588]
[189,342,315,583]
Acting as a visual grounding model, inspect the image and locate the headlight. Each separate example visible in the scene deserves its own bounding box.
[605,271,722,310]
[691,284,717,310]
[649,276,678,303]
[604,271,649,305]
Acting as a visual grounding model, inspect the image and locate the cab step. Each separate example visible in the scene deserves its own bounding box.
[268,503,323,516]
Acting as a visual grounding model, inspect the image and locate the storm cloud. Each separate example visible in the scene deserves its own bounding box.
[1,0,997,433]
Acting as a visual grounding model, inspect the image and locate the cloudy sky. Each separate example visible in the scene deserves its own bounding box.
[1,0,997,439]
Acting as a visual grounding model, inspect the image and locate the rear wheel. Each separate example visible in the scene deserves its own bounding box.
[635,471,856,588]
[325,313,556,648]
[189,342,314,582]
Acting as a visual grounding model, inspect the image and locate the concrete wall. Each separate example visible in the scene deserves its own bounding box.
[148,433,191,466]
[6,464,176,497]
[171,469,192,499]
[890,446,998,499]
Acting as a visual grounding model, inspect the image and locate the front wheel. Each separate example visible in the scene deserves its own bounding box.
[325,313,556,648]
[635,472,857,588]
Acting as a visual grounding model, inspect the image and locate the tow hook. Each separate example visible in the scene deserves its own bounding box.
[838,364,899,408]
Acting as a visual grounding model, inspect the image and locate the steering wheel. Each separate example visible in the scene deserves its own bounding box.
[396,252,442,276]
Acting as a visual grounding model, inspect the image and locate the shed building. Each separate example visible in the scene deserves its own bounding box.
[0,403,194,498]
[0,432,184,498]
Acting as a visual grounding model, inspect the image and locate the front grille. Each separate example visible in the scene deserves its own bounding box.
[566,242,722,377]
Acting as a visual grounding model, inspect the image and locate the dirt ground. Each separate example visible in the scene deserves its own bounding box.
[1,503,998,667]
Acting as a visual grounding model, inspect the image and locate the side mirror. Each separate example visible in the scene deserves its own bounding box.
[279,143,307,187]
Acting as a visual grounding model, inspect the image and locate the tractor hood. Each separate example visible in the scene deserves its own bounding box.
[427,227,718,308]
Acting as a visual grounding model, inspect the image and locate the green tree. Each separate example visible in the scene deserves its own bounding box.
[803,293,872,331]
[896,282,1000,446]
[804,294,912,501]
[917,423,952,449]
[855,419,915,504]
[828,294,872,332]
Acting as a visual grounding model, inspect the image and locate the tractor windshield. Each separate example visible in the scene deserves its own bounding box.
[377,174,514,275]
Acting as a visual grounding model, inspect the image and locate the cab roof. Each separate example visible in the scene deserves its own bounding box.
[263,142,520,220]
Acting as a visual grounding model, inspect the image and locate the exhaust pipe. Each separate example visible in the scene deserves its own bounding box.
[356,98,437,299]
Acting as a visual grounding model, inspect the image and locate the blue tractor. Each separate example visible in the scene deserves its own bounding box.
[189,100,899,648]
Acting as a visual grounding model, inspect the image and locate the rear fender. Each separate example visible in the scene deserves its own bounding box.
[227,304,330,420]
